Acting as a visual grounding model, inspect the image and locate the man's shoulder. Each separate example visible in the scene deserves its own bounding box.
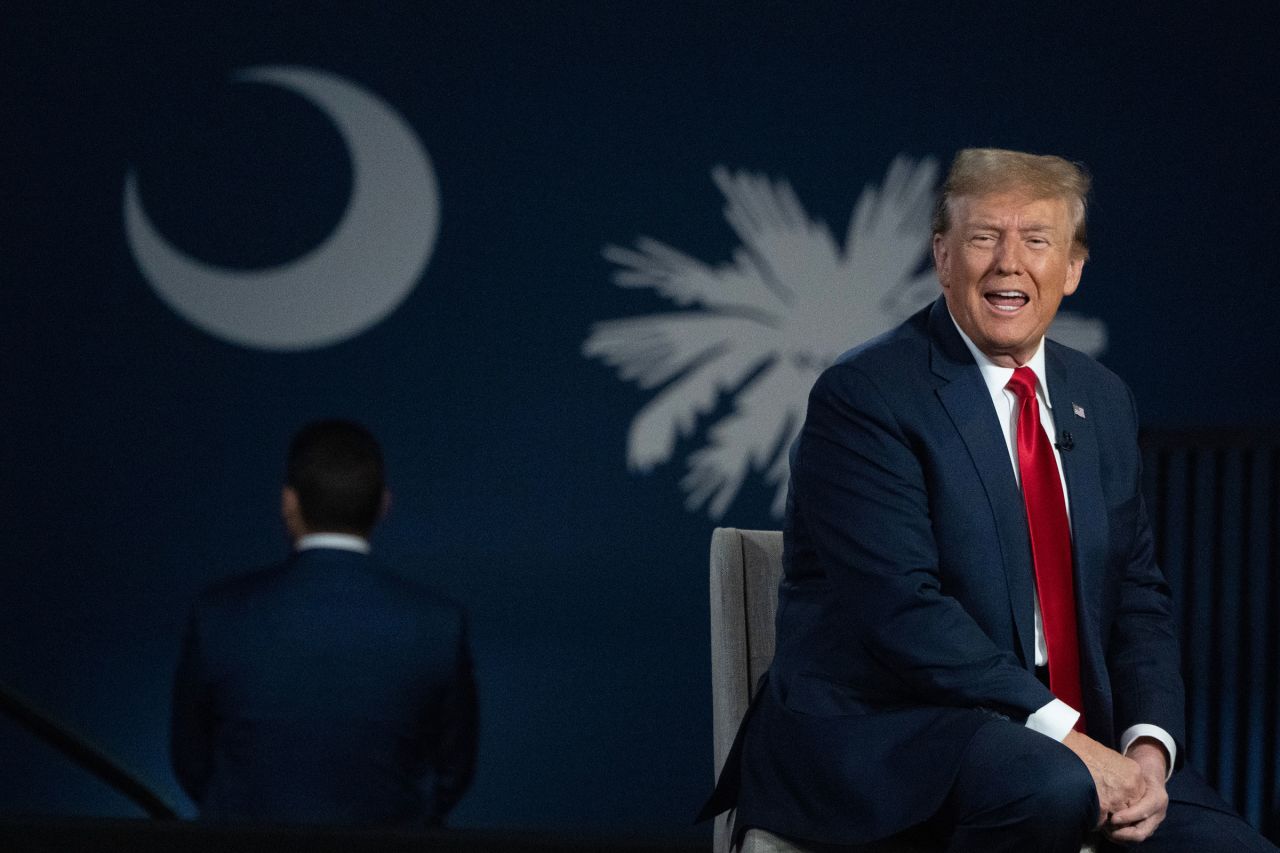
[369,564,468,623]
[814,304,934,397]
[197,560,291,607]
[1044,337,1132,401]
[838,302,931,364]
[193,554,467,636]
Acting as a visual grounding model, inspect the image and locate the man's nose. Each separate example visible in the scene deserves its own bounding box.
[993,236,1024,275]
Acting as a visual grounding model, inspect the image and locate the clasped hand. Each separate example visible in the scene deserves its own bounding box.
[1064,732,1169,845]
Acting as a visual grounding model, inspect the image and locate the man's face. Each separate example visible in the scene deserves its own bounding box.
[933,190,1084,368]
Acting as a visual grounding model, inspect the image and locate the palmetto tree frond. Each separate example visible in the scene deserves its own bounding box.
[625,344,774,472]
[712,168,845,310]
[844,156,939,282]
[603,238,788,317]
[586,156,1110,520]
[842,158,939,327]
[583,313,778,390]
[881,269,942,323]
[681,361,809,518]
[584,312,782,470]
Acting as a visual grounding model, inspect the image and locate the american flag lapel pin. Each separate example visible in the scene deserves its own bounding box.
[1072,403,1086,419]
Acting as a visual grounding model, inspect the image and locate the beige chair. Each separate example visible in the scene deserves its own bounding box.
[710,528,951,853]
[709,527,788,853]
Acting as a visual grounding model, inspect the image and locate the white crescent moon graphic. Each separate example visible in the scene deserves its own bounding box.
[124,66,439,351]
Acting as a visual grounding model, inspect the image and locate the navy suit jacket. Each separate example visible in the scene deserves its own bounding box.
[710,298,1188,844]
[171,547,477,826]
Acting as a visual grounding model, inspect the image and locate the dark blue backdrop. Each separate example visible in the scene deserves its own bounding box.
[5,1,1279,840]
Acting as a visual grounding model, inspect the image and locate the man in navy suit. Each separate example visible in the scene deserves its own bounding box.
[170,419,478,827]
[704,149,1275,851]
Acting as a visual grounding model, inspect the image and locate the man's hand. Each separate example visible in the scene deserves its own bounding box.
[1105,738,1170,845]
[1062,730,1146,828]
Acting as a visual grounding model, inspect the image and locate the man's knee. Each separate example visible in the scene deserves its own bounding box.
[1027,755,1097,831]
[948,719,1098,836]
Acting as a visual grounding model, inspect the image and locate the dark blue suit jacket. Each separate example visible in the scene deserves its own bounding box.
[171,547,477,826]
[711,298,1188,844]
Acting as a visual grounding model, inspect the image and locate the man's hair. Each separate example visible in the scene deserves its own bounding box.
[286,419,385,535]
[932,148,1092,259]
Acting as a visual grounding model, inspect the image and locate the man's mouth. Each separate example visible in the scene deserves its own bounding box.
[985,291,1029,312]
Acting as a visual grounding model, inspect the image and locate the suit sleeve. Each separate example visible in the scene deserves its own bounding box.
[792,364,1052,720]
[1106,387,1187,763]
[428,614,479,822]
[169,606,215,804]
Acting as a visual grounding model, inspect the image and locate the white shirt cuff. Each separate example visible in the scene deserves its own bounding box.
[1025,698,1079,742]
[1120,724,1177,781]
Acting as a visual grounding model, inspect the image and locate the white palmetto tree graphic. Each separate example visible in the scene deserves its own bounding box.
[584,157,1107,519]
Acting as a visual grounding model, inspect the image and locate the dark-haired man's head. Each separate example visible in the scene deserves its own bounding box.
[282,419,388,540]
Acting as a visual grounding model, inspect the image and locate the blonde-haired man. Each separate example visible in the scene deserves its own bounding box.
[704,149,1275,851]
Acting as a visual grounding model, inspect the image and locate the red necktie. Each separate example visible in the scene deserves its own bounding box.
[1006,367,1086,730]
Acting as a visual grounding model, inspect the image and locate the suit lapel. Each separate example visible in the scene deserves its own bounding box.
[927,300,1038,667]
[1044,345,1109,693]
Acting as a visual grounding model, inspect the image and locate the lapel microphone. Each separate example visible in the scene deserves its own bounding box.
[1055,432,1075,452]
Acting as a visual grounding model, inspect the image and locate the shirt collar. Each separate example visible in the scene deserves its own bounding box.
[948,309,1052,409]
[295,532,371,554]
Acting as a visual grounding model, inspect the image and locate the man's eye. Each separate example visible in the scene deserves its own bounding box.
[1027,237,1049,247]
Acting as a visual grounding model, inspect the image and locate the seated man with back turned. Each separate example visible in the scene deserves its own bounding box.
[171,419,478,827]
[703,149,1276,851]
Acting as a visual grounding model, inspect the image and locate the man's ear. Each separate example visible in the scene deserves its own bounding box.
[932,234,950,290]
[281,486,305,539]
[1063,255,1085,297]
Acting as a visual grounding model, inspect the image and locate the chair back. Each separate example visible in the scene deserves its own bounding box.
[706,528,1065,853]
[709,527,785,853]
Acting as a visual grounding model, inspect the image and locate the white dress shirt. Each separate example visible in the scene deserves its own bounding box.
[949,313,1175,771]
[295,532,371,554]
